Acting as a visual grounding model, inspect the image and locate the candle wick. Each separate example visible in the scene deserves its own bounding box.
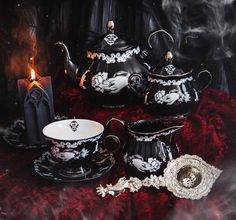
[29,78,36,83]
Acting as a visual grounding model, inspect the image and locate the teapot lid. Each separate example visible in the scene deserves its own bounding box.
[154,51,185,76]
[90,21,136,53]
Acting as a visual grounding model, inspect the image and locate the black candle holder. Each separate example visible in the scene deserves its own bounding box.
[17,76,55,146]
[0,115,67,149]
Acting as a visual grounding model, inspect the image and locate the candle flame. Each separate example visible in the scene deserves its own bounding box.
[30,68,36,81]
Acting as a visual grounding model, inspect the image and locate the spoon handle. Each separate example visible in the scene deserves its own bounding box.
[96,175,165,197]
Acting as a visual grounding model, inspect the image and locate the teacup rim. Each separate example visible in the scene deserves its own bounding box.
[42,118,104,141]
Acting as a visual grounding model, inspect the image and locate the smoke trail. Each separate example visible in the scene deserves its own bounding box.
[4,5,51,99]
[161,0,236,95]
[167,165,236,220]
[162,0,236,60]
[5,6,38,78]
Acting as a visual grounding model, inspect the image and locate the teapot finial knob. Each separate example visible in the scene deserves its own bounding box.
[165,51,173,62]
[107,20,115,33]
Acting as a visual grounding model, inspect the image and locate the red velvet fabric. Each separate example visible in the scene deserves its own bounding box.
[0,87,236,220]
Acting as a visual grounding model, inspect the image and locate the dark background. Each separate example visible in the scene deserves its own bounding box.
[0,0,236,110]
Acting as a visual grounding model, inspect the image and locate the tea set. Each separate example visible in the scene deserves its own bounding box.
[2,21,221,199]
[56,22,211,113]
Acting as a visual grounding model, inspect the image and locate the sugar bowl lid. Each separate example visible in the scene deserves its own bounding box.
[90,21,136,53]
[154,51,186,76]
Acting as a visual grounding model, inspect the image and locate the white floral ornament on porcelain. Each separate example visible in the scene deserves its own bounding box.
[87,47,140,64]
[124,154,162,173]
[96,154,222,200]
[154,89,191,105]
[51,148,90,161]
[148,76,193,86]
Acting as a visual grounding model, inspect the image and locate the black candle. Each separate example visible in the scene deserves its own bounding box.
[17,69,55,146]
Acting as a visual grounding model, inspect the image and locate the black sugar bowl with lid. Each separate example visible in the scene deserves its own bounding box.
[128,30,212,120]
[143,51,212,119]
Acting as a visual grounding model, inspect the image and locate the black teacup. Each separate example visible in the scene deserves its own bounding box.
[42,119,120,177]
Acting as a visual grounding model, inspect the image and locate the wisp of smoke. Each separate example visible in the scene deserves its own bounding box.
[167,165,236,220]
[4,6,49,98]
[162,0,236,61]
[5,6,50,78]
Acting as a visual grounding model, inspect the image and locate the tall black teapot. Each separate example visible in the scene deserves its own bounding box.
[56,21,148,108]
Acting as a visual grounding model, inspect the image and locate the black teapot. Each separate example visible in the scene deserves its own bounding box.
[129,31,212,120]
[106,116,183,178]
[56,21,148,108]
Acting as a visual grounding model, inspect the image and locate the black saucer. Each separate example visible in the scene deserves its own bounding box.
[0,115,67,149]
[34,151,115,182]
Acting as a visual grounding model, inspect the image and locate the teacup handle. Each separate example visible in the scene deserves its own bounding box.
[101,135,120,154]
[106,116,126,128]
[105,116,127,151]
[91,134,120,164]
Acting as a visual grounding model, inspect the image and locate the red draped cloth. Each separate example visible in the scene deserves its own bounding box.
[0,87,236,220]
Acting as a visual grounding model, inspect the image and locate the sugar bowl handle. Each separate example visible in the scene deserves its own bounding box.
[195,70,212,92]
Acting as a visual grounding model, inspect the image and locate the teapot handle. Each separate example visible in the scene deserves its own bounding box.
[147,29,174,50]
[128,73,144,95]
[195,70,212,92]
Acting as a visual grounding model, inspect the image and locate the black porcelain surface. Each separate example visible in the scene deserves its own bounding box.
[145,74,200,117]
[57,21,149,108]
[83,54,147,107]
[34,151,115,182]
[106,117,182,178]
[43,119,106,164]
[128,50,211,118]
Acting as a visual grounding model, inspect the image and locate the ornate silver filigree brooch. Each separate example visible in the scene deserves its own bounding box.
[96,154,222,200]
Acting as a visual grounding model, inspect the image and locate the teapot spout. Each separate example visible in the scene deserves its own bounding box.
[55,42,79,79]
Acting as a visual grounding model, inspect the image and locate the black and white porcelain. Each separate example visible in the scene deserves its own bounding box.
[128,30,212,119]
[55,20,148,107]
[34,150,115,182]
[42,119,119,177]
[106,117,183,178]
